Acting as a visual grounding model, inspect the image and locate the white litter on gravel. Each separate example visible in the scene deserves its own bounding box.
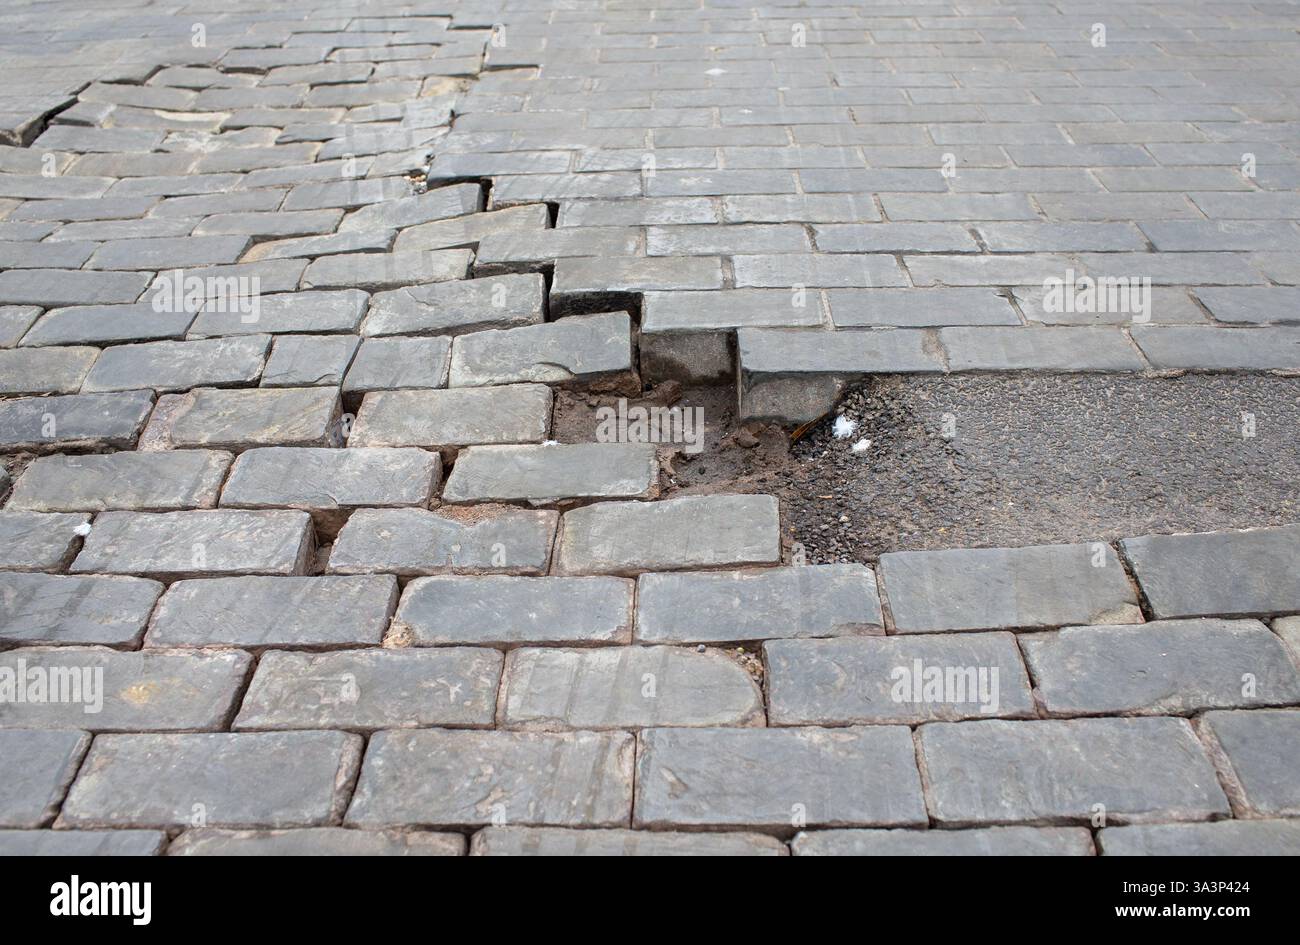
[832,415,857,439]
[851,437,872,454]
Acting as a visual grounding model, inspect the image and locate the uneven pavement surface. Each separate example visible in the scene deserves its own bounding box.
[0,0,1298,856]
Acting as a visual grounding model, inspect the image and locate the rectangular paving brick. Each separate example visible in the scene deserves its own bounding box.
[71,509,313,579]
[347,730,634,827]
[635,726,926,829]
[793,826,1094,856]
[1200,709,1299,817]
[879,542,1143,633]
[1120,525,1300,618]
[1022,619,1300,716]
[0,647,250,732]
[443,443,657,505]
[636,564,882,643]
[0,346,98,395]
[60,731,362,829]
[81,336,270,393]
[940,326,1147,371]
[1099,819,1300,856]
[8,450,231,512]
[0,729,89,827]
[1131,326,1300,370]
[348,385,551,450]
[363,273,545,337]
[234,648,502,731]
[0,572,162,646]
[0,829,167,856]
[919,718,1229,825]
[0,511,91,571]
[342,337,451,395]
[392,574,632,646]
[166,387,342,449]
[0,268,152,307]
[448,312,632,388]
[188,289,369,338]
[167,827,465,856]
[470,826,786,856]
[557,494,780,575]
[766,633,1034,725]
[147,575,397,648]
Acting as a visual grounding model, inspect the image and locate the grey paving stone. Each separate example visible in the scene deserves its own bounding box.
[879,194,1038,222]
[281,177,411,211]
[261,334,359,387]
[879,542,1143,633]
[166,386,342,450]
[975,222,1148,253]
[1013,285,1203,326]
[338,183,483,232]
[635,726,926,829]
[722,194,881,224]
[738,327,944,377]
[0,647,250,732]
[443,443,656,506]
[148,575,397,649]
[0,572,162,647]
[1120,525,1300,619]
[0,829,166,856]
[471,826,786,856]
[329,507,557,577]
[491,172,641,205]
[9,450,231,512]
[189,289,369,338]
[81,336,269,393]
[245,229,394,262]
[501,645,763,730]
[71,509,313,579]
[814,222,979,253]
[168,827,464,856]
[221,446,440,520]
[0,390,154,453]
[363,273,545,337]
[1099,819,1300,856]
[20,303,197,347]
[346,729,634,827]
[793,826,1094,856]
[60,731,362,829]
[235,647,501,731]
[828,288,1020,328]
[0,239,97,269]
[0,176,115,201]
[474,227,641,271]
[919,717,1229,826]
[636,565,882,644]
[557,494,781,575]
[0,269,151,307]
[1023,619,1300,716]
[392,204,549,253]
[192,209,341,239]
[551,256,724,301]
[0,511,90,571]
[35,125,165,153]
[343,337,451,395]
[642,289,824,332]
[448,312,632,388]
[733,253,908,289]
[1201,709,1300,816]
[1195,287,1300,325]
[1276,616,1300,664]
[302,249,471,292]
[392,575,633,646]
[0,306,39,346]
[348,384,551,450]
[86,236,252,271]
[0,729,89,827]
[766,633,1034,725]
[8,195,157,223]
[0,345,98,395]
[1132,326,1300,370]
[941,326,1147,371]
[560,197,718,227]
[194,145,323,176]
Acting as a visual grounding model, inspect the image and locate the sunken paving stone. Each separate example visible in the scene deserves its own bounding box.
[393,205,550,254]
[635,726,926,830]
[147,575,397,649]
[81,336,270,393]
[391,575,633,647]
[0,346,98,395]
[166,386,341,450]
[1098,820,1300,856]
[168,827,465,857]
[918,717,1230,826]
[878,542,1143,633]
[793,826,1095,856]
[342,337,451,396]
[501,646,764,730]
[363,273,546,337]
[329,507,558,577]
[71,510,313,579]
[0,573,162,647]
[235,648,501,732]
[346,730,634,828]
[443,443,658,506]
[470,826,786,856]
[1120,526,1300,618]
[60,731,362,829]
[0,730,90,827]
[636,565,883,644]
[448,312,633,388]
[188,289,369,338]
[20,303,197,348]
[0,391,154,453]
[261,335,359,387]
[557,494,781,575]
[765,633,1035,726]
[0,647,250,732]
[348,384,551,450]
[220,447,440,522]
[0,829,167,856]
[0,511,90,571]
[1200,709,1300,817]
[1021,620,1300,716]
[302,249,472,291]
[8,450,232,512]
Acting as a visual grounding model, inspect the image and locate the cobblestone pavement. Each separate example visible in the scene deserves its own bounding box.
[1,0,1299,856]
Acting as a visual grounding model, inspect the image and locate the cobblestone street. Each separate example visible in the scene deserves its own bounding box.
[1,0,1299,857]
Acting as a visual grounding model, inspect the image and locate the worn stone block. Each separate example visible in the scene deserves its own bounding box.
[166,386,341,449]
[1099,819,1300,856]
[348,384,551,450]
[793,826,1093,856]
[0,829,166,856]
[0,391,154,453]
[342,337,451,395]
[443,443,657,506]
[363,273,545,337]
[0,573,162,646]
[0,511,90,571]
[470,826,785,856]
[0,346,98,395]
[168,827,464,856]
[81,336,269,393]
[448,312,633,388]
[0,729,89,827]
[9,450,231,512]
[1201,709,1300,816]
